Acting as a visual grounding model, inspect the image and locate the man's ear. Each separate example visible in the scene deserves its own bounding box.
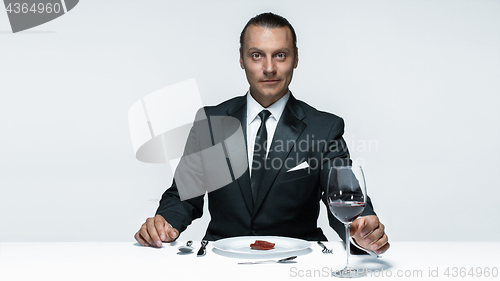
[294,47,299,69]
[239,52,245,69]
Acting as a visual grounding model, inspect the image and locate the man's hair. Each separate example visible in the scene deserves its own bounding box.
[239,12,297,55]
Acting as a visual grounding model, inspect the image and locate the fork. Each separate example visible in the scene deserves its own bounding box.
[317,241,333,254]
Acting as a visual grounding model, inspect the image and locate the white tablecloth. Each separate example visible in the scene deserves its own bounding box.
[1,241,498,280]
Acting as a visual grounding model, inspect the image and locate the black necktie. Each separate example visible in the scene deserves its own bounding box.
[251,110,271,202]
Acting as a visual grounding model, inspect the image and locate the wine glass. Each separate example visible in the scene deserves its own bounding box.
[327,165,367,278]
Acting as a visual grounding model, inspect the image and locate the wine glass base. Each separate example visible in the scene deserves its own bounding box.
[332,267,366,278]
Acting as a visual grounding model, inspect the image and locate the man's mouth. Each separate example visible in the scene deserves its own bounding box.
[262,79,280,84]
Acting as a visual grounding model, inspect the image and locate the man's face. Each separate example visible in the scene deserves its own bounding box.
[240,25,298,108]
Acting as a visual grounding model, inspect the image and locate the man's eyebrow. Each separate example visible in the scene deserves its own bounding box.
[246,48,292,53]
[247,48,263,53]
[275,48,292,53]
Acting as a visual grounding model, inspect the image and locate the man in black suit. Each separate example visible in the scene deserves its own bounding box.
[135,12,389,255]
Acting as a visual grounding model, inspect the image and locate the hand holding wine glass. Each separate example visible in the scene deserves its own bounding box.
[350,215,389,255]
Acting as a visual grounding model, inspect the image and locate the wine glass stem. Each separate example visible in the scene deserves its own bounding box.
[345,223,351,269]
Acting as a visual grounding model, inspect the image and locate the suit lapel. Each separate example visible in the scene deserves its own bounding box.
[253,94,306,215]
[221,96,254,214]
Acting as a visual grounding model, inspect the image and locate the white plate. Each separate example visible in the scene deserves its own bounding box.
[212,236,310,256]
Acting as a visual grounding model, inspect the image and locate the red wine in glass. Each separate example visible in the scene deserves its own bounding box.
[328,201,365,223]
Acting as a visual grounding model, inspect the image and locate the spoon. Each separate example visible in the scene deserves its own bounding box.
[178,240,194,253]
[238,256,297,264]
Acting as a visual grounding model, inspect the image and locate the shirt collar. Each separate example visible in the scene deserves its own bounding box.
[246,90,290,125]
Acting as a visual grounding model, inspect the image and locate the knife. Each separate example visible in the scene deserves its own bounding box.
[197,240,208,256]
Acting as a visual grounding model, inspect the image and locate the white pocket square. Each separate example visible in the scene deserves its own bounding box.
[286,161,309,172]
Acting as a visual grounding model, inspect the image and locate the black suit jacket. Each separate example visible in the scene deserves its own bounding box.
[156,93,376,243]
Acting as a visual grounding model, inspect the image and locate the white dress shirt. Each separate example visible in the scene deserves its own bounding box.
[246,91,290,176]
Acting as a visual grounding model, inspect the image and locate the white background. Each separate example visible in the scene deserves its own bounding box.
[0,0,498,242]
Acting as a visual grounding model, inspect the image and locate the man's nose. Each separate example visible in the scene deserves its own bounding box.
[263,57,276,74]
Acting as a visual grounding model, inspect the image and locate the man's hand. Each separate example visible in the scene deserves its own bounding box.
[134,214,179,247]
[350,215,389,255]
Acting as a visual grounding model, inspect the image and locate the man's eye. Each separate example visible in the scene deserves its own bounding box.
[276,53,285,59]
[252,53,261,59]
